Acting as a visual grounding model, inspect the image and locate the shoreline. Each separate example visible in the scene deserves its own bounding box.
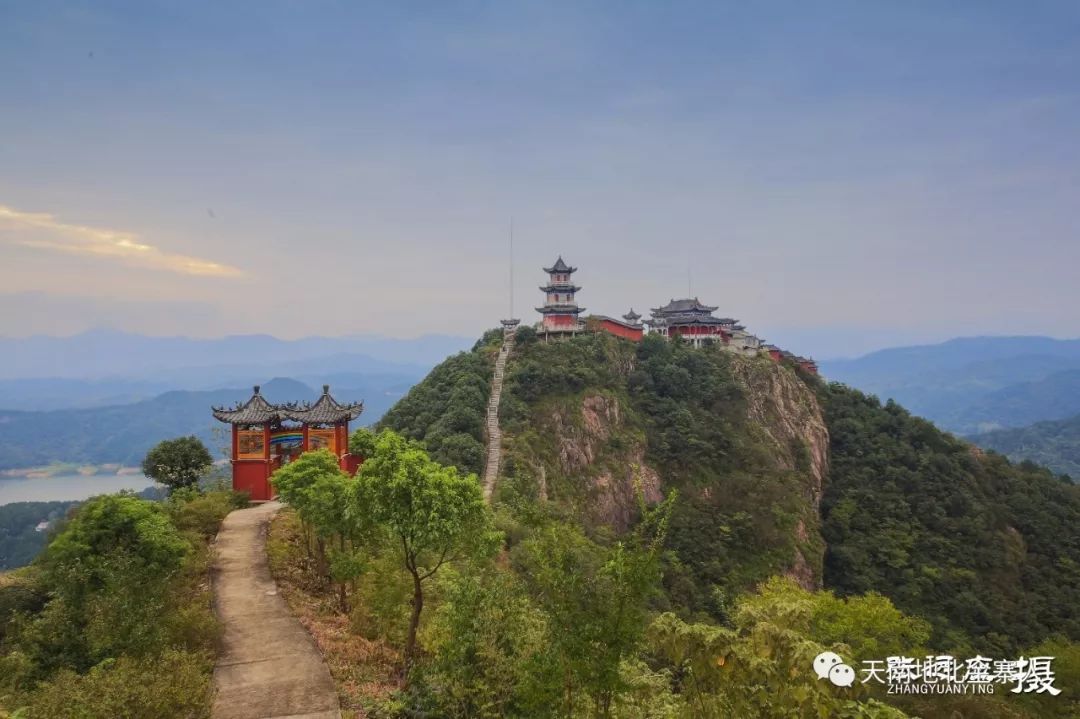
[0,464,142,480]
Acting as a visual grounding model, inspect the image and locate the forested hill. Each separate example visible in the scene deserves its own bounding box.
[380,328,1080,655]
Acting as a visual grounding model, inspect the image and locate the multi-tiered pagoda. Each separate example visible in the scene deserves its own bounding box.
[536,256,585,336]
[648,298,740,348]
[212,385,364,501]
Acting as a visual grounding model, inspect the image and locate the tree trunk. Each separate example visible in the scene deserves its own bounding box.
[404,566,424,676]
[316,536,330,583]
[337,534,348,613]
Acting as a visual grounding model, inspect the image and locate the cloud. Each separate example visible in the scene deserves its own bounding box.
[0,204,243,277]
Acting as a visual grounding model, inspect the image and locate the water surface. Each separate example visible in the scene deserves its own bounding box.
[0,474,159,505]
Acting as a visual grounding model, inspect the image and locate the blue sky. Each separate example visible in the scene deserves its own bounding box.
[1,1,1078,357]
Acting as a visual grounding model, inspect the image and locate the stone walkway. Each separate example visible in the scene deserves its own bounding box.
[482,329,515,501]
[211,501,341,719]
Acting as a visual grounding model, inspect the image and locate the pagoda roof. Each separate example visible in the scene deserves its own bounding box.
[539,283,582,292]
[623,308,642,321]
[283,385,364,425]
[543,256,577,274]
[212,385,285,425]
[651,297,720,315]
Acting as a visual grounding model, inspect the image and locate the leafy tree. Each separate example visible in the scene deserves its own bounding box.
[512,497,671,718]
[420,568,549,718]
[271,449,358,605]
[27,495,190,671]
[348,426,378,460]
[350,430,498,672]
[738,576,931,662]
[141,436,213,494]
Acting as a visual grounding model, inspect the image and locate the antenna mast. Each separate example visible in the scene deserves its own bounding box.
[509,218,514,319]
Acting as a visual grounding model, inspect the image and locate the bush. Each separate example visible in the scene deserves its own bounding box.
[26,650,212,719]
[0,579,47,642]
[167,490,235,541]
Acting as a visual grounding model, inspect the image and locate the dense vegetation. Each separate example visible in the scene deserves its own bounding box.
[360,330,1080,717]
[819,384,1080,654]
[377,332,497,477]
[497,332,824,618]
[972,412,1080,480]
[0,487,245,718]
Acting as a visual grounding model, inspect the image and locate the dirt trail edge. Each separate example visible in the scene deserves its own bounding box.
[211,501,341,719]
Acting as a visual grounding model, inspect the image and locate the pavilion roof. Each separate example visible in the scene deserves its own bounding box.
[283,385,364,425]
[623,308,642,321]
[650,297,720,315]
[212,386,285,425]
[543,256,577,274]
[650,313,736,326]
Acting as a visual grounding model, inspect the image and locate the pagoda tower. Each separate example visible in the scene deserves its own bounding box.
[536,256,585,334]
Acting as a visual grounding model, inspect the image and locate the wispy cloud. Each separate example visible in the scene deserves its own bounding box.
[0,205,243,277]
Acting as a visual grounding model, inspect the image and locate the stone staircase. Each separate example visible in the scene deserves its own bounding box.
[482,329,515,502]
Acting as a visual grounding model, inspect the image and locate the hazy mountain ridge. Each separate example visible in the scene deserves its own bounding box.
[0,329,471,381]
[820,335,1080,434]
[972,413,1080,479]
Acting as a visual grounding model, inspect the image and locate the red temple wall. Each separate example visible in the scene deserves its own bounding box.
[597,319,643,342]
[233,460,273,501]
[544,314,578,328]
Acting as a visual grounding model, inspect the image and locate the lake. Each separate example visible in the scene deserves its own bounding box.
[0,474,160,505]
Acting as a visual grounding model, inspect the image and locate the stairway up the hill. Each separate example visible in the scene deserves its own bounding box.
[482,329,515,502]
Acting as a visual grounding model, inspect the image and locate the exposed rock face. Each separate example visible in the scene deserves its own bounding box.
[732,360,830,502]
[499,336,830,593]
[546,393,662,532]
[731,360,830,589]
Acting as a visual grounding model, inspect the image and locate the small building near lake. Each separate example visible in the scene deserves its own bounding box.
[212,385,364,501]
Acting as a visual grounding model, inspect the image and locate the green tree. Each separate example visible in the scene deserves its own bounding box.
[271,449,357,604]
[513,496,671,718]
[421,568,549,718]
[350,430,498,673]
[19,495,191,675]
[141,436,213,494]
[647,600,910,718]
[348,426,378,460]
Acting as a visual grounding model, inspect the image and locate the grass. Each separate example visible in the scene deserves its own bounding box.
[266,509,401,718]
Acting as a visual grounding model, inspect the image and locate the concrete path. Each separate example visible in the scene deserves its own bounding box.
[211,501,341,719]
[482,328,515,501]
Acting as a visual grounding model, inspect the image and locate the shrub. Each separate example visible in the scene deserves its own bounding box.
[26,650,212,719]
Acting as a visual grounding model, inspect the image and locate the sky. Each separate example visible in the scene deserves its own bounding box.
[1,1,1078,358]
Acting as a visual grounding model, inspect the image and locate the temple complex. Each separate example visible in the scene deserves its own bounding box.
[648,298,740,348]
[532,257,817,373]
[211,385,364,501]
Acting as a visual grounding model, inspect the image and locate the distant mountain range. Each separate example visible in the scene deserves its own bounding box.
[0,328,472,381]
[820,336,1080,434]
[971,414,1080,479]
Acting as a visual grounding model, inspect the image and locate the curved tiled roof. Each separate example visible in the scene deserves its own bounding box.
[213,384,362,425]
[651,297,720,314]
[212,386,285,425]
[543,256,577,274]
[283,385,364,425]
